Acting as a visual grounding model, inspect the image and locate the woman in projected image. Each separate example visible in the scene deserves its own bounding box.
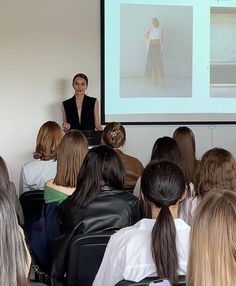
[145,17,164,87]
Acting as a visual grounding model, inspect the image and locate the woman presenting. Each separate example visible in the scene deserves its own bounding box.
[62,73,103,132]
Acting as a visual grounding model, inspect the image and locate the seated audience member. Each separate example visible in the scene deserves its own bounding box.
[93,160,190,286]
[187,189,236,286]
[57,145,139,234]
[44,130,88,204]
[19,121,63,194]
[173,126,199,193]
[181,147,236,225]
[0,156,24,225]
[0,189,31,285]
[102,122,144,189]
[133,136,183,198]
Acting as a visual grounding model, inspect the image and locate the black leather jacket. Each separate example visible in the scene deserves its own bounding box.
[57,188,140,235]
[51,188,140,286]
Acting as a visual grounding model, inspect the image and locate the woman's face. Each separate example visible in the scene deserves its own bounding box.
[73,77,87,96]
[152,18,159,27]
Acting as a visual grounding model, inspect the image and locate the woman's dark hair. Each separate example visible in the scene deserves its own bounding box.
[151,137,183,168]
[173,126,198,184]
[72,73,88,85]
[141,160,186,285]
[71,145,125,208]
[140,136,184,218]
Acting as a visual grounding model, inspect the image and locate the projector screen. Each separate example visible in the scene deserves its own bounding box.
[101,0,236,124]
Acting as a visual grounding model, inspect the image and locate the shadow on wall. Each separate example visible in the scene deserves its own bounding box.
[49,78,69,123]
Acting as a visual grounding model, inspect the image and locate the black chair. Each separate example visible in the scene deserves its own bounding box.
[65,233,111,286]
[115,275,186,286]
[19,190,44,223]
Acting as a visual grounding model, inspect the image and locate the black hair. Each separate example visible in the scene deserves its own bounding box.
[72,73,88,85]
[141,160,186,285]
[151,137,183,168]
[71,145,124,208]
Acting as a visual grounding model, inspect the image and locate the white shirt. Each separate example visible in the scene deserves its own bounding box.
[93,218,190,286]
[151,27,162,40]
[19,159,57,195]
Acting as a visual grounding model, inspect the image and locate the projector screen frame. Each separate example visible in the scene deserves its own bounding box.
[100,0,236,126]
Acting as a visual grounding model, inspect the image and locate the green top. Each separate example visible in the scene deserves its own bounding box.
[44,184,69,204]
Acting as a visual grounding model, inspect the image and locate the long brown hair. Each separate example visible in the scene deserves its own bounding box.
[54,130,88,187]
[195,148,236,196]
[173,126,198,184]
[0,156,10,190]
[187,189,236,286]
[141,160,186,285]
[0,189,29,286]
[33,121,63,160]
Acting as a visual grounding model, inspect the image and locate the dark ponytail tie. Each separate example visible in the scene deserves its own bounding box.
[161,200,169,208]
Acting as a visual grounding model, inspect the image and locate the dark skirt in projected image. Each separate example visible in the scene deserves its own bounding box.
[145,40,164,86]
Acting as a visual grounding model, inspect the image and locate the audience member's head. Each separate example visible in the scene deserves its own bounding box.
[71,145,125,207]
[173,126,198,184]
[141,160,186,284]
[187,189,236,286]
[102,122,126,148]
[195,148,236,196]
[151,136,183,168]
[33,121,63,160]
[0,189,29,286]
[53,130,88,188]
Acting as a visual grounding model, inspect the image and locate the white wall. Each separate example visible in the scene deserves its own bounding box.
[0,0,236,193]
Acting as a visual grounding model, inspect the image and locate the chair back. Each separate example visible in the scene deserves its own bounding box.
[20,190,44,223]
[66,233,111,286]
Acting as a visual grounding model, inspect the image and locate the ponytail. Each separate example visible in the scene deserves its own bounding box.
[152,205,178,285]
[141,160,186,286]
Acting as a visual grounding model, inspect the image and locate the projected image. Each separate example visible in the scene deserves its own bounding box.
[210,8,236,98]
[120,4,193,98]
[144,17,164,87]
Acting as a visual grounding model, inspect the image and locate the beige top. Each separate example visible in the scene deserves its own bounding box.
[19,226,31,276]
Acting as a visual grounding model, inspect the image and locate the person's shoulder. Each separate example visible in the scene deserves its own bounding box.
[120,152,143,166]
[111,189,138,202]
[63,96,75,105]
[22,159,39,170]
[22,159,56,171]
[84,95,96,103]
[175,218,191,232]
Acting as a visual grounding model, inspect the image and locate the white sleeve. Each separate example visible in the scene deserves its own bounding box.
[93,234,125,286]
[133,177,141,198]
[19,166,30,195]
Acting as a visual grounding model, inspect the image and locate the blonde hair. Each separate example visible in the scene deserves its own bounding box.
[187,189,236,286]
[102,122,126,148]
[34,121,63,160]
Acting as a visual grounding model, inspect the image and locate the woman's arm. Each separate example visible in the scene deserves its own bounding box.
[94,99,103,131]
[62,104,71,132]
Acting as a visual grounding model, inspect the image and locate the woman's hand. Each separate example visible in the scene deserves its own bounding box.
[62,122,71,132]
